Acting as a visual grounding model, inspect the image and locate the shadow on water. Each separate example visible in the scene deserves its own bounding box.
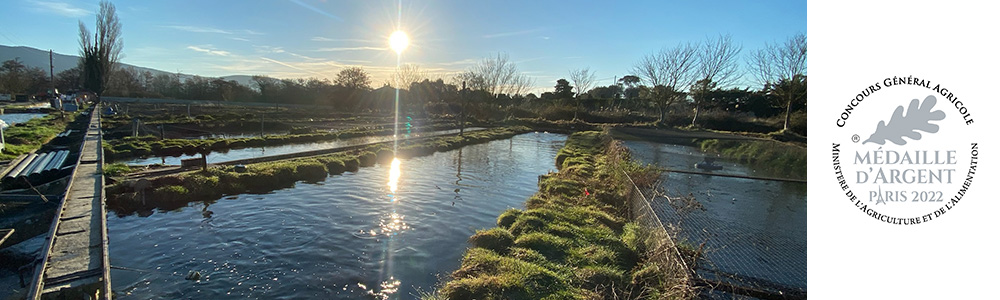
[108,132,566,299]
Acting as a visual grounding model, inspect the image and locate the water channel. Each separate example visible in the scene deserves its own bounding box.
[623,140,807,293]
[108,132,566,299]
[0,113,48,128]
[117,128,484,166]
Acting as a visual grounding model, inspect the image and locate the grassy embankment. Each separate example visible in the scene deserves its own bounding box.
[428,131,693,299]
[699,138,806,178]
[0,111,82,160]
[105,126,530,213]
[102,123,460,161]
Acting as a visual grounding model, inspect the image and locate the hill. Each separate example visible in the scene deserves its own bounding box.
[0,44,254,86]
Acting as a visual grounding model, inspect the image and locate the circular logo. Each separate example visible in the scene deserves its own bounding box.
[832,76,979,224]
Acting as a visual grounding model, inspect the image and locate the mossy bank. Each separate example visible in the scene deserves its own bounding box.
[699,138,806,178]
[432,131,693,299]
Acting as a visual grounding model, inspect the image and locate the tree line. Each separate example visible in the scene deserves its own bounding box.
[3,0,806,134]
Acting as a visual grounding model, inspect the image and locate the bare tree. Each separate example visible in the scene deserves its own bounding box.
[631,43,698,122]
[392,63,426,89]
[569,67,596,97]
[78,0,123,96]
[691,34,742,126]
[568,67,596,120]
[456,52,533,98]
[748,33,807,131]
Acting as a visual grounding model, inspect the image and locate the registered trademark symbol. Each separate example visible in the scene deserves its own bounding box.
[852,134,860,143]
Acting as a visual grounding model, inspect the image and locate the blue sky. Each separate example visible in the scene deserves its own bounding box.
[0,0,805,93]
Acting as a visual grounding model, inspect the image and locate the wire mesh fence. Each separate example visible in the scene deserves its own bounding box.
[648,175,807,299]
[616,147,805,299]
[622,170,696,297]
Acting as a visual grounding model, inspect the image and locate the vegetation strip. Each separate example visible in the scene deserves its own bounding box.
[102,123,461,161]
[699,138,806,178]
[0,111,83,160]
[427,131,691,299]
[104,126,529,214]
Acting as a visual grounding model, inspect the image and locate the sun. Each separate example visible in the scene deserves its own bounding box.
[389,30,409,54]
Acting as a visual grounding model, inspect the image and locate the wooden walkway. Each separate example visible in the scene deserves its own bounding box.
[27,105,111,299]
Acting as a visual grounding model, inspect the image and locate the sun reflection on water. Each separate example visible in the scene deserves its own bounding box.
[387,157,401,194]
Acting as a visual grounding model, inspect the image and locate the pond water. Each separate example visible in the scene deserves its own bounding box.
[0,113,48,128]
[108,132,567,299]
[118,128,485,166]
[623,140,807,292]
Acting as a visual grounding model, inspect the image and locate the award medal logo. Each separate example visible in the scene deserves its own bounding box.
[832,76,978,225]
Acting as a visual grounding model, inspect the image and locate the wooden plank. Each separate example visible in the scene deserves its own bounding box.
[0,229,12,246]
[28,105,111,300]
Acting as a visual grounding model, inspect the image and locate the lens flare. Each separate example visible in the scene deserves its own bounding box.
[389,31,409,54]
[387,157,401,194]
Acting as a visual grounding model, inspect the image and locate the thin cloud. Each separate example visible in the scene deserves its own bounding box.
[483,27,546,39]
[243,29,265,35]
[516,57,546,64]
[287,52,320,61]
[165,25,233,34]
[289,0,343,22]
[436,58,478,66]
[311,37,374,43]
[187,46,231,56]
[260,57,329,78]
[315,46,386,52]
[230,37,251,42]
[32,1,90,17]
[254,45,285,54]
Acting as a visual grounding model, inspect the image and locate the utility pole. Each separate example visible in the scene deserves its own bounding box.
[49,50,54,93]
[260,113,265,138]
[460,81,466,136]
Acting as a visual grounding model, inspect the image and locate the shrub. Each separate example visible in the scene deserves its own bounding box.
[469,228,514,254]
[514,232,571,260]
[496,209,522,229]
[357,151,377,167]
[102,163,131,177]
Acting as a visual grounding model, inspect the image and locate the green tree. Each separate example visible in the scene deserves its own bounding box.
[553,79,573,99]
[55,66,83,91]
[334,66,372,91]
[0,59,29,93]
[252,75,279,102]
[78,0,123,96]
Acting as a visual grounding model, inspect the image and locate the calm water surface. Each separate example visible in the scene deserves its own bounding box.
[108,132,566,299]
[0,113,47,127]
[118,128,485,166]
[624,140,806,290]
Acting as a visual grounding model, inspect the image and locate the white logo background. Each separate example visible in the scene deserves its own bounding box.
[809,1,997,298]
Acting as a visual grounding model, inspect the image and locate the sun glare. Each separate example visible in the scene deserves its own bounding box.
[389,30,409,54]
[388,157,402,194]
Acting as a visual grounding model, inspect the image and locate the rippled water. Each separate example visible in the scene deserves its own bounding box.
[624,140,807,290]
[118,128,485,166]
[108,132,566,299]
